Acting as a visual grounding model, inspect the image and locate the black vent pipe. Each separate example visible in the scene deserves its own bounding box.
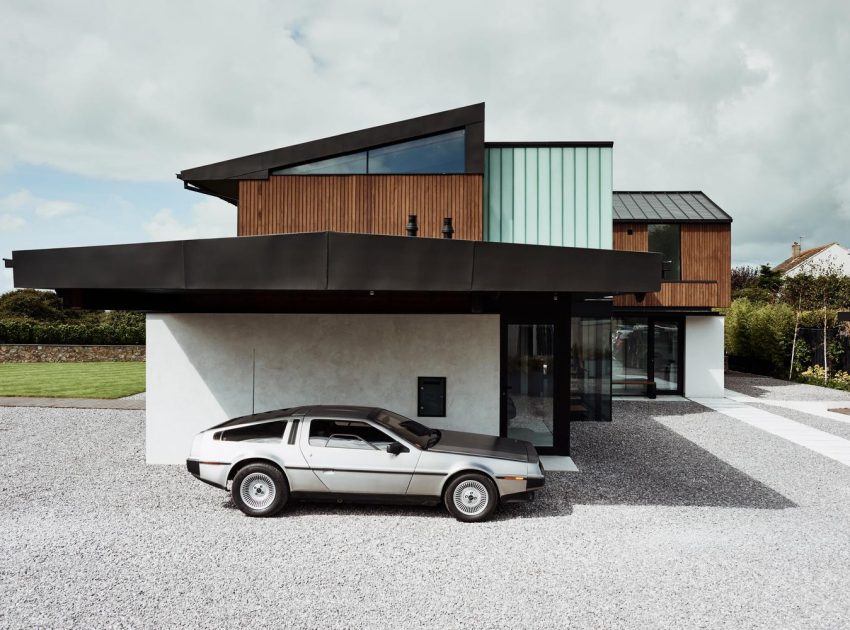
[406,214,418,237]
[442,217,454,239]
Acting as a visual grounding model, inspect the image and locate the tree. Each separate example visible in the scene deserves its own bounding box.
[0,289,64,321]
[783,262,847,382]
[757,264,783,294]
[731,265,760,291]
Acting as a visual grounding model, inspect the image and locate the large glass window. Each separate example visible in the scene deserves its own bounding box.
[648,224,681,281]
[276,152,367,175]
[570,314,612,422]
[612,317,683,395]
[506,324,555,448]
[653,320,681,392]
[272,129,465,175]
[612,317,650,394]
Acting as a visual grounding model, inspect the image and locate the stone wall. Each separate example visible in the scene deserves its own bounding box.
[0,344,145,363]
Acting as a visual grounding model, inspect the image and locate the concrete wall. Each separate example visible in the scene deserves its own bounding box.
[146,313,500,464]
[684,315,725,398]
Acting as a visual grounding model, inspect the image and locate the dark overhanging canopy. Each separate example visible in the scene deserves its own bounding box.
[8,232,661,313]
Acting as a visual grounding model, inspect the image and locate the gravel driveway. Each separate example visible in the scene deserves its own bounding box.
[2,395,850,628]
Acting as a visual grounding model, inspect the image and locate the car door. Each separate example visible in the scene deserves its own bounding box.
[300,417,421,495]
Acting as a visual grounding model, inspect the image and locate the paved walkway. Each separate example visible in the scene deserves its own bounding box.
[692,393,850,468]
[0,396,145,410]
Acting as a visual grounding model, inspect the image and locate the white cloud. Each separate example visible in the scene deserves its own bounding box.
[0,214,25,232]
[0,188,79,219]
[35,200,79,218]
[0,0,849,264]
[143,198,235,241]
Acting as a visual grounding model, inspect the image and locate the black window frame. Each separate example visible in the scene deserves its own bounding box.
[271,129,467,176]
[647,223,682,281]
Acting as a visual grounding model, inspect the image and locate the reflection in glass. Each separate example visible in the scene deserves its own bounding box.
[653,320,680,392]
[506,324,554,448]
[271,130,465,175]
[273,152,367,175]
[368,130,465,174]
[570,315,612,421]
[648,224,681,280]
[612,317,649,395]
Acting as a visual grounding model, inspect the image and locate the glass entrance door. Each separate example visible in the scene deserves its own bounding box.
[505,324,555,449]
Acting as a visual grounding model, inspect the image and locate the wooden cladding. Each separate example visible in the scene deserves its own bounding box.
[238,175,483,240]
[615,281,719,308]
[613,222,731,308]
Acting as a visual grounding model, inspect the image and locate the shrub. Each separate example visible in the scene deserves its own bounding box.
[725,299,796,376]
[798,366,850,392]
[0,320,145,345]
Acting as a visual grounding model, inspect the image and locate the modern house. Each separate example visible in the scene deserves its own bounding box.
[775,241,850,277]
[6,103,731,464]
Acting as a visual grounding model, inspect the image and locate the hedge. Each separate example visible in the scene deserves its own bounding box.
[725,299,847,377]
[0,320,145,345]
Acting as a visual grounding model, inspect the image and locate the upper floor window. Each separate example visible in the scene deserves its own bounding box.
[272,129,465,176]
[648,224,681,281]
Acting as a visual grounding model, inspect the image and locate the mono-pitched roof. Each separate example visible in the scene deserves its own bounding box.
[613,192,732,223]
[774,242,836,273]
[178,103,486,204]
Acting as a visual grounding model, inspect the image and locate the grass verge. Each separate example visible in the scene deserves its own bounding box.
[0,362,145,399]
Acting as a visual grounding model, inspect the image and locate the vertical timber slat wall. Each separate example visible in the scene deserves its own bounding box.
[238,175,483,240]
[612,222,731,308]
[483,146,613,249]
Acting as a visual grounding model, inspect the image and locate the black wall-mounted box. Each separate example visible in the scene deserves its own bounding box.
[417,376,446,417]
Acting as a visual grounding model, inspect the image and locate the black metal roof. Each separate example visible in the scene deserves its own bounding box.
[613,192,732,223]
[9,232,661,312]
[178,103,486,204]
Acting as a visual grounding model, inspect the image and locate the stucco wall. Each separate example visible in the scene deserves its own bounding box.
[684,315,725,398]
[146,313,500,464]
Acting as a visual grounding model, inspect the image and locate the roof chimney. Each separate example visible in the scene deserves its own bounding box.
[792,241,801,258]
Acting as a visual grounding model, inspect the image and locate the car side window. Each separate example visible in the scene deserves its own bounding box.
[309,419,396,450]
[215,420,287,443]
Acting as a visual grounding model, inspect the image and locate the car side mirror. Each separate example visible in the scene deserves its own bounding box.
[386,442,408,455]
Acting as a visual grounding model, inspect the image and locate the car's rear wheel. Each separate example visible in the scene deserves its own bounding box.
[232,463,288,517]
[444,473,498,522]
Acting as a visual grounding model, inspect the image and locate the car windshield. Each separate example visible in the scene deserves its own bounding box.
[371,410,441,449]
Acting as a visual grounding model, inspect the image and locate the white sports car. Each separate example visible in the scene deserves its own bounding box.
[186,405,545,522]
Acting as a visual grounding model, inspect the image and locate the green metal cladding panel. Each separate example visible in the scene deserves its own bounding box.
[484,147,613,249]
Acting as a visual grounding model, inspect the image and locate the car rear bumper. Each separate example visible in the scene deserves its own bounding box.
[186,458,229,490]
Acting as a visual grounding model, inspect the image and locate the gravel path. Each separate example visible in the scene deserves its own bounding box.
[2,402,850,628]
[726,371,850,401]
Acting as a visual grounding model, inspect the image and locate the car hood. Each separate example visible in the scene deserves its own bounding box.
[428,430,534,463]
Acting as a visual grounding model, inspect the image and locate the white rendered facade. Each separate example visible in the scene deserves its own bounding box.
[146,313,500,464]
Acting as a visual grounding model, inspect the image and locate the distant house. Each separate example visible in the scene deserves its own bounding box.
[775,242,850,277]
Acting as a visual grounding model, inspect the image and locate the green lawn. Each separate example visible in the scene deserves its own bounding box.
[0,362,146,399]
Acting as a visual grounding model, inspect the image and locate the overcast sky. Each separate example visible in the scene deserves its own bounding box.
[2,0,849,291]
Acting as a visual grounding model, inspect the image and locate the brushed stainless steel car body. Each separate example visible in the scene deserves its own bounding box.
[186,405,545,520]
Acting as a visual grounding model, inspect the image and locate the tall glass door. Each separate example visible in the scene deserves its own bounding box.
[505,324,555,449]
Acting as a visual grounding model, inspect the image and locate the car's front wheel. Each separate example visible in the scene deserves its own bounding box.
[444,473,498,522]
[232,463,288,517]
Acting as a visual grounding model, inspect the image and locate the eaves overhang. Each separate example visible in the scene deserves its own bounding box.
[178,103,487,205]
[9,232,662,312]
